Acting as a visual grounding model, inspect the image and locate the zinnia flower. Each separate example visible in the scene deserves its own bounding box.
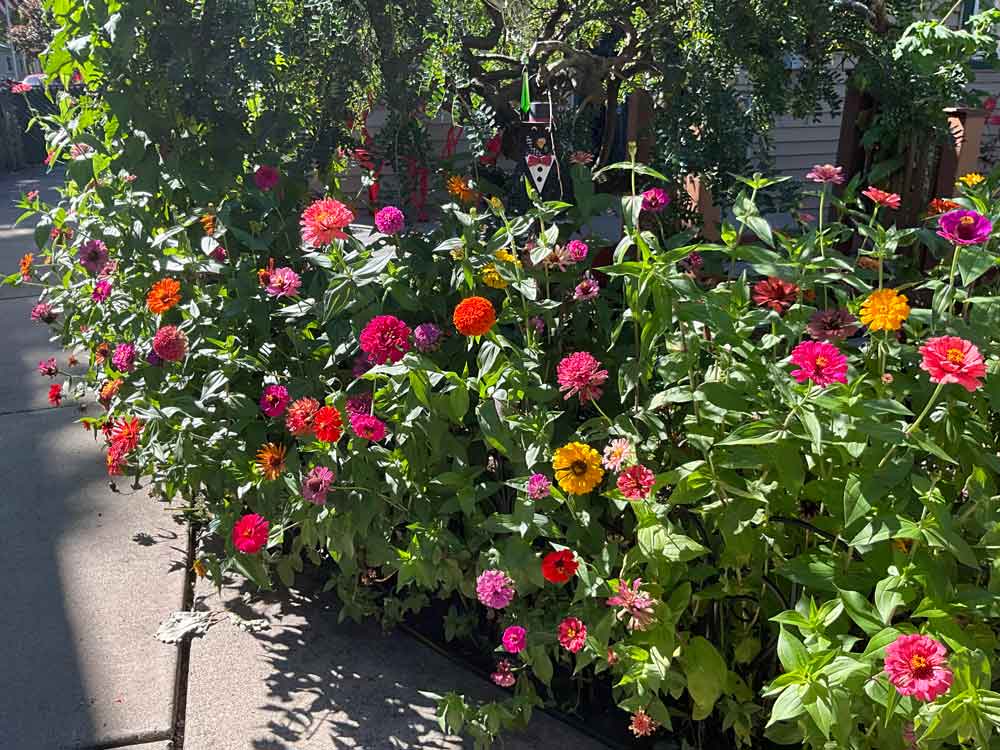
[552,442,604,495]
[256,443,287,481]
[266,267,301,298]
[918,336,987,392]
[77,240,108,274]
[542,244,573,271]
[286,397,320,437]
[481,263,508,289]
[19,252,32,280]
[253,165,280,191]
[200,214,216,235]
[602,439,635,471]
[526,473,551,500]
[490,659,516,688]
[210,245,228,262]
[453,297,496,337]
[502,625,527,654]
[92,279,112,303]
[345,392,372,418]
[958,172,986,188]
[806,309,859,341]
[541,549,578,584]
[374,205,405,235]
[38,357,57,378]
[259,384,290,417]
[476,569,515,609]
[302,465,335,504]
[607,579,657,631]
[641,187,670,213]
[884,633,953,702]
[445,175,478,205]
[789,341,848,387]
[359,315,411,365]
[629,710,658,738]
[98,378,122,408]
[146,278,181,313]
[556,352,609,403]
[928,198,960,216]
[48,383,62,406]
[937,210,993,245]
[30,302,56,323]
[111,343,137,373]
[350,413,386,441]
[152,326,187,362]
[862,187,901,209]
[805,164,845,184]
[413,323,442,353]
[617,464,656,500]
[752,277,798,314]
[232,513,269,554]
[859,289,910,331]
[557,616,587,653]
[313,405,343,443]
[573,276,600,302]
[300,197,354,246]
[110,416,142,453]
[569,151,594,165]
[564,239,589,262]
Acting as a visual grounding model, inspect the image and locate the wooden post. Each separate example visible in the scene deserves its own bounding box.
[936,108,987,197]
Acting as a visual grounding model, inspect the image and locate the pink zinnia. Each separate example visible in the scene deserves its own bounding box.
[259,384,290,417]
[557,616,587,653]
[862,186,902,209]
[91,279,112,303]
[629,710,658,738]
[607,579,657,631]
[805,164,845,184]
[302,466,335,504]
[556,352,609,403]
[641,187,670,213]
[38,358,58,377]
[374,205,405,235]
[253,165,280,191]
[286,397,320,436]
[602,439,635,471]
[77,239,108,274]
[30,302,56,323]
[350,413,386,441]
[884,634,953,702]
[359,315,411,365]
[569,151,594,165]
[232,513,269,554]
[564,239,588,262]
[300,197,355,246]
[490,659,516,688]
[345,392,372,418]
[501,625,527,654]
[617,464,655,501]
[918,336,987,392]
[573,276,600,302]
[476,569,515,609]
[265,266,301,298]
[526,473,551,500]
[152,326,187,362]
[111,343,136,373]
[789,341,848,387]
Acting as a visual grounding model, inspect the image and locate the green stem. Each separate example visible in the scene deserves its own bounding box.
[878,382,945,469]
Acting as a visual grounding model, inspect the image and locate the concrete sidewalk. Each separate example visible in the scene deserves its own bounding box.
[0,166,609,750]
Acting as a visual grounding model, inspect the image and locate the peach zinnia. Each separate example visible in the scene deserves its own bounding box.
[918,336,987,392]
[256,443,287,481]
[300,197,355,247]
[147,278,181,313]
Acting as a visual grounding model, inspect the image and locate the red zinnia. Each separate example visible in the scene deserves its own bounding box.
[285,397,320,437]
[300,197,354,246]
[48,383,62,406]
[557,616,587,653]
[232,513,269,554]
[313,405,343,443]
[110,417,142,453]
[541,549,579,584]
[752,277,798,314]
[862,186,902,209]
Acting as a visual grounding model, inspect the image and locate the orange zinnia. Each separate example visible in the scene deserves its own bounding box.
[453,296,496,336]
[446,175,479,206]
[256,443,287,481]
[147,278,182,313]
[19,253,32,280]
[200,213,216,235]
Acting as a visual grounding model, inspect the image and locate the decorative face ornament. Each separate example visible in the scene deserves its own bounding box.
[525,128,554,193]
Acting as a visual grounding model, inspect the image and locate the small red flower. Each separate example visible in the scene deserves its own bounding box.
[541,549,579,584]
[752,277,798,314]
[47,383,62,406]
[557,616,587,653]
[862,186,901,209]
[232,513,269,554]
[313,405,343,443]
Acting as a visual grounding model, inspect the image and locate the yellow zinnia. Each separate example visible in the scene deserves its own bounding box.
[552,442,604,495]
[482,263,507,289]
[958,172,986,188]
[859,288,910,331]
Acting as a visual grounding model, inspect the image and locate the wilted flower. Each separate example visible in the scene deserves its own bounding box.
[629,710,658,738]
[413,323,442,353]
[752,277,798,314]
[302,466,335,504]
[607,579,657,631]
[77,240,108,274]
[862,186,901,209]
[30,302,57,323]
[38,358,57,377]
[573,276,600,302]
[569,151,594,165]
[805,164,845,184]
[490,659,516,688]
[806,309,859,341]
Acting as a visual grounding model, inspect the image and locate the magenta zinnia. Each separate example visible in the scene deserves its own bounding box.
[641,187,670,213]
[259,384,290,417]
[359,315,411,365]
[884,633,953,702]
[789,341,848,387]
[350,413,386,442]
[556,352,609,403]
[374,205,405,235]
[937,210,993,246]
[526,473,551,500]
[557,616,587,653]
[476,569,515,609]
[265,267,301,298]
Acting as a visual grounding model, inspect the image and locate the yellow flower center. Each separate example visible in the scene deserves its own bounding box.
[960,216,975,226]
[946,348,964,364]
[910,654,928,670]
[815,356,828,367]
[571,460,588,476]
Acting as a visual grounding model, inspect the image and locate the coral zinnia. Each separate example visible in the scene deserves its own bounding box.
[806,309,859,342]
[313,405,343,443]
[927,198,960,216]
[789,341,848,387]
[884,633,953,702]
[152,326,188,362]
[359,315,412,365]
[862,186,901,209]
[302,465,335,504]
[350,413,387,442]
[259,384,290,417]
[232,513,269,554]
[453,296,496,337]
[557,616,587,653]
[541,549,578,584]
[752,277,798,314]
[937,210,993,246]
[629,710,658,738]
[805,164,845,184]
[300,197,355,246]
[918,336,987,392]
[476,569,515,609]
[445,175,479,205]
[256,443,286,481]
[111,416,142,453]
[860,289,910,331]
[556,352,609,403]
[617,464,656,500]
[285,397,320,437]
[146,278,181,313]
[552,442,604,495]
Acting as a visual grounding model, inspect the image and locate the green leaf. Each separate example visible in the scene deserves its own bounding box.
[777,627,808,671]
[957,247,995,287]
[767,684,806,726]
[637,526,708,562]
[683,636,727,720]
[838,590,882,636]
